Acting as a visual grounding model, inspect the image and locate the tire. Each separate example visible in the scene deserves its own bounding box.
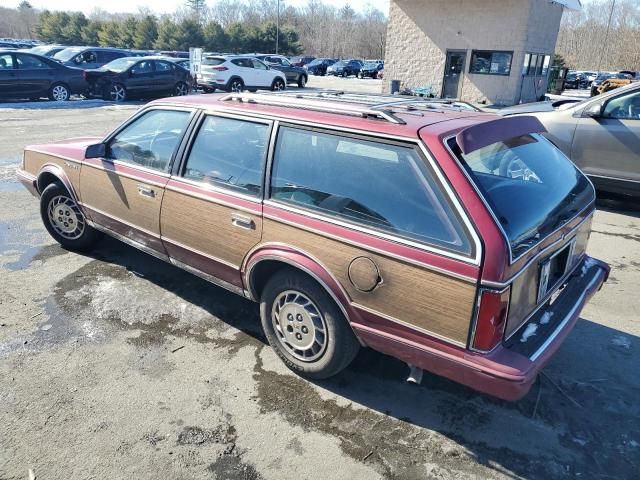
[48,83,70,102]
[227,77,244,93]
[260,269,360,379]
[106,83,126,102]
[39,182,101,251]
[174,81,189,96]
[342,71,347,78]
[297,75,307,88]
[271,78,286,91]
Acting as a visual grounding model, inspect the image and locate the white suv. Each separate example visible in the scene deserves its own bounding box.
[198,55,287,93]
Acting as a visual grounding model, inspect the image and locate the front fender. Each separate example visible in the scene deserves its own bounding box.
[243,245,366,339]
[37,163,80,203]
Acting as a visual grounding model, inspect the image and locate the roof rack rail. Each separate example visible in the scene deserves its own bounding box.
[220,92,406,125]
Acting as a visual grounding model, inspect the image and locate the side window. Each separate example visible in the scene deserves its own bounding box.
[270,127,472,254]
[16,54,49,69]
[0,53,15,69]
[251,59,268,70]
[231,58,251,68]
[603,90,640,120]
[74,51,97,65]
[131,61,153,75]
[107,110,191,171]
[156,61,173,72]
[182,116,270,197]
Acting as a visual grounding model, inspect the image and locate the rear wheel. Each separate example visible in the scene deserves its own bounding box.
[107,83,126,102]
[260,269,360,379]
[227,78,244,93]
[39,183,101,251]
[297,75,307,88]
[174,81,189,96]
[49,83,70,101]
[271,78,286,91]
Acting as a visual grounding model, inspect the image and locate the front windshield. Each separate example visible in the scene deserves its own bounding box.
[54,48,83,62]
[363,62,378,68]
[29,46,49,55]
[449,134,594,258]
[102,58,138,72]
[333,61,346,67]
[307,59,323,66]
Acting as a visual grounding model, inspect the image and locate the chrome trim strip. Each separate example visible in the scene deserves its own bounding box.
[16,169,37,181]
[81,161,168,188]
[111,159,171,178]
[87,219,169,262]
[443,134,595,265]
[166,178,261,213]
[529,269,603,361]
[480,213,593,289]
[467,284,511,354]
[261,208,478,284]
[79,202,161,239]
[170,258,246,297]
[505,250,585,342]
[587,173,640,184]
[161,235,239,270]
[25,148,83,165]
[101,105,197,144]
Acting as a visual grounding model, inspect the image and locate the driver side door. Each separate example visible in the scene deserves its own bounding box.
[571,88,640,185]
[79,108,194,255]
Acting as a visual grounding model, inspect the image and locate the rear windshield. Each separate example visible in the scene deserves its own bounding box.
[202,57,225,66]
[102,58,138,72]
[448,134,594,258]
[54,48,83,62]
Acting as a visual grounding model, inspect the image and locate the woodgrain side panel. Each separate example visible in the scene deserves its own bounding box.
[79,163,164,234]
[262,218,476,345]
[160,188,262,268]
[23,151,81,194]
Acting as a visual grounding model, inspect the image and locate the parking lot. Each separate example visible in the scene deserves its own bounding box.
[0,75,639,480]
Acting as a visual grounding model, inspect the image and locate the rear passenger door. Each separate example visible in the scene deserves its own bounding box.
[0,53,19,98]
[15,53,53,97]
[263,126,480,346]
[154,60,176,93]
[160,114,272,290]
[127,60,155,95]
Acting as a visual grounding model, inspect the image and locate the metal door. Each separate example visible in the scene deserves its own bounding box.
[442,51,466,99]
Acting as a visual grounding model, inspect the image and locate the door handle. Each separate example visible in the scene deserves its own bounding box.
[231,212,255,230]
[137,183,156,198]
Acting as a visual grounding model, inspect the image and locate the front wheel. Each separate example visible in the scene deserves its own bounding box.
[271,78,286,91]
[40,183,101,251]
[174,81,189,96]
[260,270,360,379]
[107,83,126,102]
[49,83,70,101]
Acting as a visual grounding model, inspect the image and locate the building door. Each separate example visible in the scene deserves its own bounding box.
[442,51,466,99]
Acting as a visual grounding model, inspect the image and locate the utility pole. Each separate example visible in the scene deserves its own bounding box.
[276,0,280,54]
[597,0,616,72]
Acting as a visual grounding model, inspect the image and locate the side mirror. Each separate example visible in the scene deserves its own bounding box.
[584,103,602,118]
[85,143,106,159]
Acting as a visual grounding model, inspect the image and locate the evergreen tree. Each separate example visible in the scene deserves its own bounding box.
[98,21,121,47]
[118,17,139,48]
[203,21,226,52]
[134,15,159,50]
[174,18,204,51]
[81,20,102,46]
[155,18,179,50]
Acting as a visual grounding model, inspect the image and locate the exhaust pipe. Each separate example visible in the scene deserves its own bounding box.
[406,364,423,384]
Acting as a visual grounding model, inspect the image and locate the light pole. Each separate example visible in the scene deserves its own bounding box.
[276,0,280,54]
[597,0,616,72]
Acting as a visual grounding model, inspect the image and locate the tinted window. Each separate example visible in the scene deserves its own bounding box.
[16,54,49,69]
[131,60,153,75]
[251,59,268,70]
[156,61,173,72]
[73,51,97,65]
[108,110,191,171]
[183,116,270,197]
[0,53,14,69]
[470,50,512,75]
[100,51,125,62]
[449,134,594,257]
[231,58,252,68]
[270,127,472,253]
[603,89,640,120]
[202,57,224,65]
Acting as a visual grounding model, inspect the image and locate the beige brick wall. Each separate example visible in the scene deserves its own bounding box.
[384,0,564,105]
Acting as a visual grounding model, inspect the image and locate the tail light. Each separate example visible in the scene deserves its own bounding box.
[472,287,510,352]
[211,66,228,71]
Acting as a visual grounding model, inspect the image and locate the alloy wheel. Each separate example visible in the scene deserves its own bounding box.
[51,85,69,101]
[273,79,285,91]
[175,82,189,96]
[47,195,85,240]
[271,290,328,362]
[110,84,126,102]
[230,80,243,92]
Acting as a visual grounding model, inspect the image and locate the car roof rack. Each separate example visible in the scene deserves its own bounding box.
[220,92,407,124]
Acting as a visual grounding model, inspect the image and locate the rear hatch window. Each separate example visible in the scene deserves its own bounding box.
[448,134,594,259]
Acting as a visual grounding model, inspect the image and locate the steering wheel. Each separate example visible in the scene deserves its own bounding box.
[498,151,541,183]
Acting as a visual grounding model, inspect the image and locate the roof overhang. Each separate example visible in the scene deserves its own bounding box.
[551,0,582,11]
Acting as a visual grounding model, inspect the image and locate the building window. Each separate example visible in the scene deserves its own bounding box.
[523,53,551,76]
[469,50,513,76]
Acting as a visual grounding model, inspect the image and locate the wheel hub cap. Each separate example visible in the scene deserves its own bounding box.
[52,86,67,101]
[48,195,85,239]
[272,290,327,362]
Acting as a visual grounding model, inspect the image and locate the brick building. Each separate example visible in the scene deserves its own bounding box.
[384,0,581,105]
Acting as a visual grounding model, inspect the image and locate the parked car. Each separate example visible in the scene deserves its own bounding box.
[197,55,286,93]
[327,59,363,77]
[358,61,384,78]
[53,47,130,70]
[23,44,66,57]
[590,72,630,96]
[304,58,337,76]
[0,50,87,101]
[84,56,192,102]
[159,51,190,59]
[252,54,308,88]
[500,82,640,197]
[564,72,588,89]
[16,91,609,401]
[166,57,190,70]
[289,55,315,67]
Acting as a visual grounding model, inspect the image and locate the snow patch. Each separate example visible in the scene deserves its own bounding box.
[611,335,632,350]
[520,323,538,343]
[540,312,554,325]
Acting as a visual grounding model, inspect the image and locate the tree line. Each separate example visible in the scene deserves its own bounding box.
[556,0,640,71]
[0,0,387,59]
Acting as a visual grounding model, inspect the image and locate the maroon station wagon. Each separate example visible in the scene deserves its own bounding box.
[16,92,610,401]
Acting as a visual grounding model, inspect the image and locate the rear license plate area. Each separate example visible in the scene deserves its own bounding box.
[538,239,576,303]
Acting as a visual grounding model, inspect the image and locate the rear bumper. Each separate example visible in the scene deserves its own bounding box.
[16,169,39,197]
[354,256,609,401]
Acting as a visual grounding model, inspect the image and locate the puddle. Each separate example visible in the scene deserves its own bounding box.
[3,243,68,271]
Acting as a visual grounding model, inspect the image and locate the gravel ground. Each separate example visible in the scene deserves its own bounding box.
[0,77,639,480]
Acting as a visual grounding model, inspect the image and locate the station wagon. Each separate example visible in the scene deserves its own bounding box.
[17,92,609,401]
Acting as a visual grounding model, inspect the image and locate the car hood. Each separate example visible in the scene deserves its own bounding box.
[26,137,102,162]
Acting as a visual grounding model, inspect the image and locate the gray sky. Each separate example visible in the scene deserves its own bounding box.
[6,0,390,14]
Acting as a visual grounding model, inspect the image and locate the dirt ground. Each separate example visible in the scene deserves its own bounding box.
[0,77,639,480]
